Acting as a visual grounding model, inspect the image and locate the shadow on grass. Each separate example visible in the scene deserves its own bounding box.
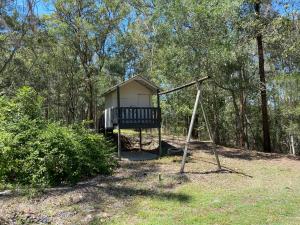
[188,157,253,178]
[74,162,191,205]
[187,141,299,161]
[88,184,191,203]
[0,160,191,202]
[185,168,253,178]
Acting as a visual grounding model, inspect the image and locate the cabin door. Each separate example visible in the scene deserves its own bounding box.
[137,94,150,107]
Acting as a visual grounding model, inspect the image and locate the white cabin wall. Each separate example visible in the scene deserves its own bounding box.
[119,81,153,107]
[104,91,117,129]
[103,80,155,129]
[104,91,117,109]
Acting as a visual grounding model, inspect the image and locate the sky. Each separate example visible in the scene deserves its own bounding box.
[35,1,55,15]
[11,0,300,17]
[12,0,54,16]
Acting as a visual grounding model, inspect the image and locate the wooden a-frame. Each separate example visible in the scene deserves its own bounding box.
[180,81,221,173]
[159,76,221,173]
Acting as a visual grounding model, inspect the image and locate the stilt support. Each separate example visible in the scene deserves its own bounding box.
[118,126,121,160]
[139,128,142,151]
[158,127,162,157]
[157,88,162,157]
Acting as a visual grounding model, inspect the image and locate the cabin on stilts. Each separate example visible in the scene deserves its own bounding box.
[101,75,221,174]
[101,75,162,159]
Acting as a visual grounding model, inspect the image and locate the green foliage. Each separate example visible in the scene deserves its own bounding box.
[1,0,299,153]
[0,87,116,187]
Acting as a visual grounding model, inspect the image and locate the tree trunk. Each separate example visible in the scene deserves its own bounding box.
[240,68,249,149]
[255,1,272,152]
[239,90,249,149]
[232,91,242,147]
[88,80,95,128]
[191,114,199,139]
[213,87,221,144]
[239,92,245,148]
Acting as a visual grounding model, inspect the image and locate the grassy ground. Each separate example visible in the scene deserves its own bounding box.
[1,137,300,225]
[104,156,300,225]
[101,140,300,225]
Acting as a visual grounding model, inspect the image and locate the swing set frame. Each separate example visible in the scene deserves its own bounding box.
[159,76,221,173]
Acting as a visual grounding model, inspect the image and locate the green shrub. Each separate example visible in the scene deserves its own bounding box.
[0,87,116,187]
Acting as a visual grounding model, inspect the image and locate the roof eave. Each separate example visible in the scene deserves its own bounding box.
[102,75,159,97]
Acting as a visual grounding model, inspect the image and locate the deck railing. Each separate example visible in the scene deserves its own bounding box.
[111,107,161,128]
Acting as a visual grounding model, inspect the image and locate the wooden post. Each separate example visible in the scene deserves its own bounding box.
[199,96,221,170]
[118,126,121,159]
[291,135,295,156]
[117,86,121,160]
[139,128,142,151]
[157,89,162,156]
[180,83,201,173]
[158,127,162,156]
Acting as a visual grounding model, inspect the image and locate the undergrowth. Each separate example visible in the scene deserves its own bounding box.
[0,87,116,187]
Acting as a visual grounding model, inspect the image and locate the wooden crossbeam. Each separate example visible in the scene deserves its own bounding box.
[158,76,210,95]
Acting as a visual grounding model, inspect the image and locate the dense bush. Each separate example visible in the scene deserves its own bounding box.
[0,87,116,186]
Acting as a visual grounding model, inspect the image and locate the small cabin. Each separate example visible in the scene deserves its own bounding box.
[102,75,161,130]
